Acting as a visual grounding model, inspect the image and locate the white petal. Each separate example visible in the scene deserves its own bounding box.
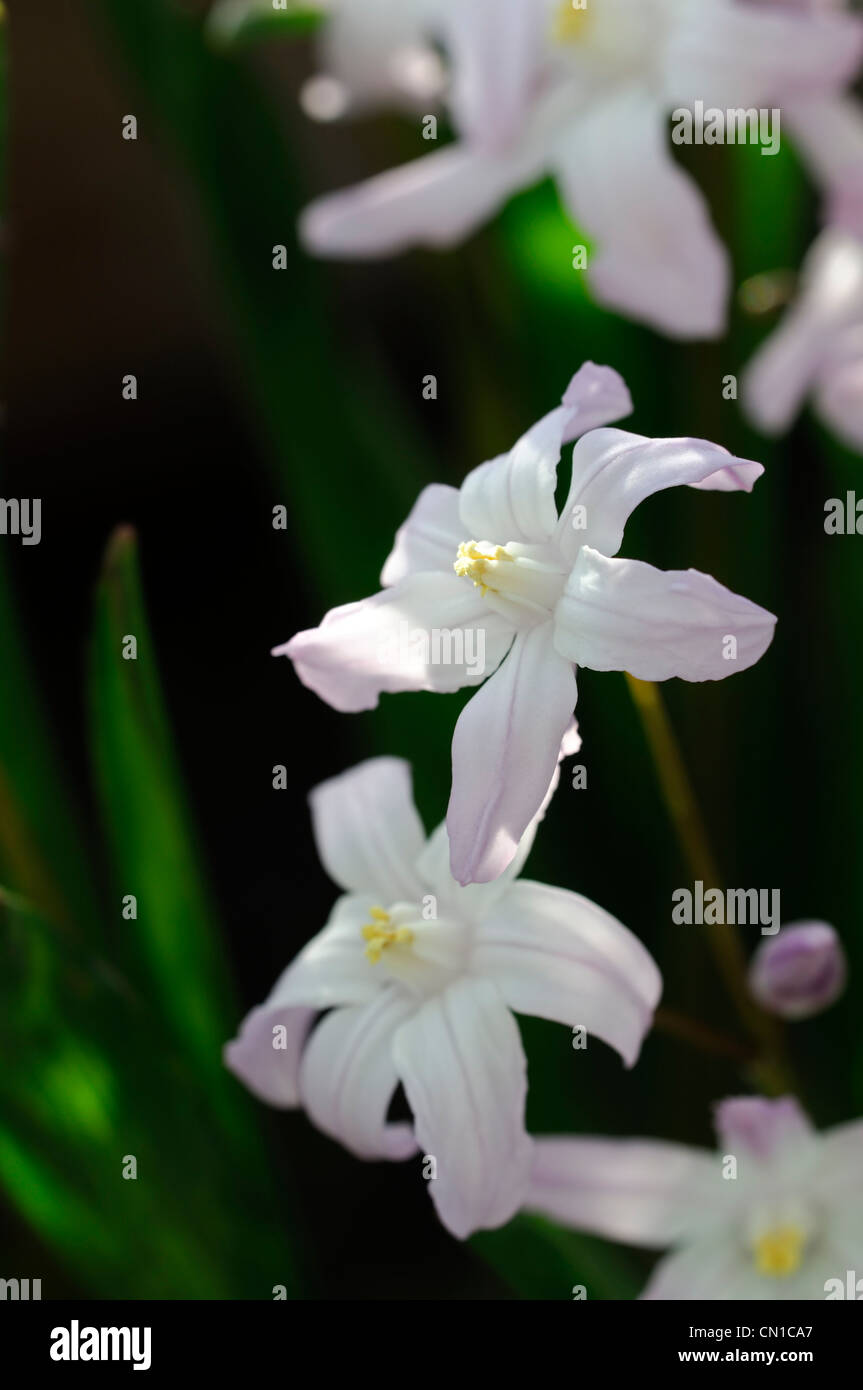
[310,758,427,901]
[785,97,863,230]
[392,977,532,1238]
[640,1240,760,1301]
[299,142,537,259]
[415,718,580,921]
[664,2,863,110]
[553,548,776,683]
[742,229,863,437]
[279,571,514,712]
[224,1003,314,1108]
[474,880,661,1066]
[447,623,577,885]
[381,484,465,585]
[815,1120,863,1202]
[555,428,764,565]
[458,406,571,546]
[439,0,539,151]
[560,361,633,442]
[527,1137,717,1247]
[269,895,384,1009]
[299,987,419,1161]
[552,89,729,339]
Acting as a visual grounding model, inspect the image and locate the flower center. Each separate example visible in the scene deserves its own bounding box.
[752,1225,806,1279]
[553,1,593,45]
[454,541,512,596]
[361,907,414,964]
[454,539,566,623]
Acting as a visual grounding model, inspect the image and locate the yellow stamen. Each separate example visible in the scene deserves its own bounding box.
[753,1226,806,1279]
[361,907,414,964]
[553,0,592,45]
[454,541,511,597]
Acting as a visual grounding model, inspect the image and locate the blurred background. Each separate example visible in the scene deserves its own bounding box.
[1,0,861,1298]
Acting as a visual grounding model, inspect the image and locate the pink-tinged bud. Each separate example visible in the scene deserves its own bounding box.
[748,921,847,1021]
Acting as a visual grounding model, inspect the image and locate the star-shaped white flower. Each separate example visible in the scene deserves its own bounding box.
[224,754,661,1238]
[527,1095,863,1299]
[297,0,863,338]
[277,363,776,885]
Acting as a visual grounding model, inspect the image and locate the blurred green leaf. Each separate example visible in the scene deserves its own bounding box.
[473,1215,642,1302]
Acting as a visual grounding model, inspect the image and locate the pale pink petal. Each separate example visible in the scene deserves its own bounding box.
[278,571,514,712]
[392,976,532,1238]
[224,1003,314,1108]
[309,758,426,901]
[640,1240,764,1301]
[553,548,776,682]
[664,2,863,108]
[440,0,539,151]
[459,407,572,546]
[555,429,764,564]
[713,1095,815,1163]
[298,143,537,259]
[527,1137,717,1247]
[814,333,863,448]
[552,90,729,339]
[560,362,633,442]
[415,718,581,921]
[381,484,464,585]
[474,881,661,1066]
[447,623,577,885]
[320,1,434,107]
[785,97,863,232]
[298,987,419,1161]
[743,229,863,436]
[816,1119,863,1200]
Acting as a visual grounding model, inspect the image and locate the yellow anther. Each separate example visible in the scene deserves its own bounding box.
[753,1226,806,1279]
[361,908,414,964]
[454,541,511,596]
[553,0,592,45]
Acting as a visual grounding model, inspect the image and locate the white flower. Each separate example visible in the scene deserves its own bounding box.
[279,362,776,885]
[297,0,863,338]
[527,1095,863,1298]
[224,754,661,1238]
[743,228,863,449]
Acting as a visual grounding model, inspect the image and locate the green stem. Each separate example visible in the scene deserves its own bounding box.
[626,675,794,1096]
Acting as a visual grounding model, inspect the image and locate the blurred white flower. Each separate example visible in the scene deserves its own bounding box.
[528,1095,863,1298]
[297,0,863,339]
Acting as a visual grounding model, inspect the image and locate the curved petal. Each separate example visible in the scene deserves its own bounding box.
[817,1120,863,1201]
[713,1095,814,1164]
[278,571,514,712]
[224,1002,314,1109]
[416,718,580,920]
[392,976,532,1238]
[381,484,465,585]
[815,333,863,450]
[439,0,539,151]
[474,881,661,1066]
[664,3,863,109]
[527,1136,717,1248]
[552,89,729,339]
[553,548,776,683]
[560,361,633,442]
[447,622,577,885]
[555,429,764,564]
[459,407,571,546]
[299,142,537,259]
[785,97,863,232]
[319,0,435,107]
[742,229,863,436]
[299,987,419,1161]
[640,1240,761,1302]
[269,894,384,1010]
[310,759,427,901]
